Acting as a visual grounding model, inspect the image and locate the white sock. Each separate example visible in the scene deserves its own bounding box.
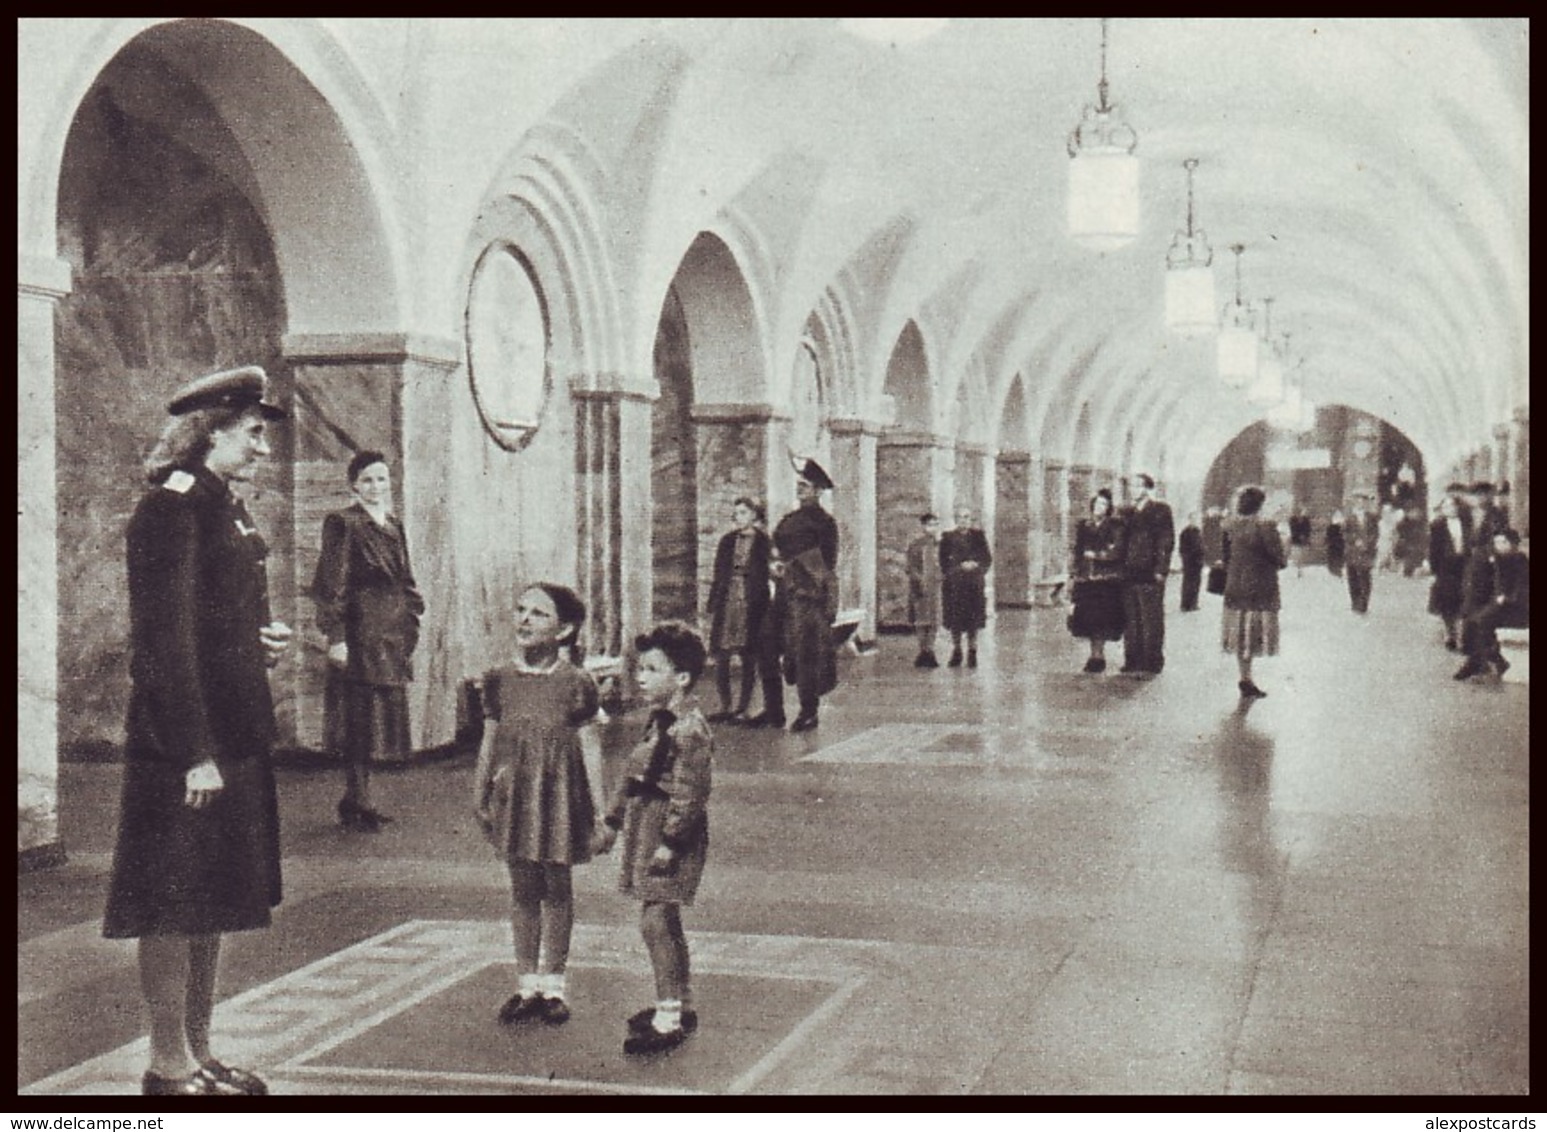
[652,998,682,1033]
[518,972,541,999]
[541,972,567,1001]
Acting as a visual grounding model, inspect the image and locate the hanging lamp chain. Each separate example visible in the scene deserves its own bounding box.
[1096,18,1111,112]
[1184,158,1197,238]
[1231,243,1245,307]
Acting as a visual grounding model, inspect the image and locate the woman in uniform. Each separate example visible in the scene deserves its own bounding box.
[102,367,291,1096]
[311,450,425,831]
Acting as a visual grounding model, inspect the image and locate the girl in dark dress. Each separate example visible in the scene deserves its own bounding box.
[704,497,770,723]
[1067,490,1126,671]
[103,367,290,1096]
[940,506,993,668]
[311,450,425,831]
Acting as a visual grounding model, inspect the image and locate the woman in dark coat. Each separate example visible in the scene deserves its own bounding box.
[1067,489,1126,672]
[940,505,993,668]
[103,367,290,1096]
[1427,493,1471,650]
[1221,485,1288,699]
[1324,510,1346,577]
[311,450,424,832]
[704,495,771,722]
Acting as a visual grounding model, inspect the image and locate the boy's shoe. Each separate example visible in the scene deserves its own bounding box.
[624,1026,689,1055]
[497,993,545,1024]
[627,1007,698,1034]
[539,996,571,1025]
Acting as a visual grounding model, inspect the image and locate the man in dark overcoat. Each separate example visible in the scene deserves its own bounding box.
[772,458,839,732]
[1119,472,1175,675]
[1343,492,1381,613]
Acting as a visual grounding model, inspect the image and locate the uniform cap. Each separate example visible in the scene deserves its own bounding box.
[167,366,285,419]
[794,457,834,491]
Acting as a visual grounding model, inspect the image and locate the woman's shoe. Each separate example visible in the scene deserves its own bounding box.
[195,1060,269,1096]
[358,807,392,828]
[1082,657,1105,674]
[337,798,363,831]
[947,648,963,668]
[142,1069,222,1096]
[624,1025,689,1055]
[966,649,978,668]
[1238,680,1267,698]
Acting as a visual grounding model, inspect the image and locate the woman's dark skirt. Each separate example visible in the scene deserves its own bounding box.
[103,754,282,938]
[325,673,412,764]
[1428,567,1465,618]
[1066,578,1125,641]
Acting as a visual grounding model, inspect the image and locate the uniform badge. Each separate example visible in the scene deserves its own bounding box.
[162,470,196,493]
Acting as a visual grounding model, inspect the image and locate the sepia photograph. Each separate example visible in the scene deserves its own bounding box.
[17,18,1528,1102]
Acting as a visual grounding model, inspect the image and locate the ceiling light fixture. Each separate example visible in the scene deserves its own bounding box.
[1066,17,1139,252]
[1165,158,1215,337]
[1217,243,1258,389]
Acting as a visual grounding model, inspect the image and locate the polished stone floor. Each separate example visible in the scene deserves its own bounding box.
[18,569,1529,1096]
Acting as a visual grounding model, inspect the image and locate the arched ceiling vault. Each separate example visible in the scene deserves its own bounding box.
[616,17,1523,464]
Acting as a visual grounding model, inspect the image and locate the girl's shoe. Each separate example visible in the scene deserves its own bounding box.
[497,993,546,1024]
[627,1007,698,1034]
[195,1060,269,1096]
[624,1025,689,1055]
[142,1069,221,1096]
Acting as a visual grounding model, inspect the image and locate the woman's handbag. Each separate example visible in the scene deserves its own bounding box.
[1206,564,1227,596]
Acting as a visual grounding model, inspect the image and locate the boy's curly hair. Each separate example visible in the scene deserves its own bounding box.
[633,621,707,687]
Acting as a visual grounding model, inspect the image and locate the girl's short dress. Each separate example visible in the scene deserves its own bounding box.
[482,660,599,865]
[608,706,713,906]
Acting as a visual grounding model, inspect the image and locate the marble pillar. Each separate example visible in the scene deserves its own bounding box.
[829,419,881,636]
[1067,465,1094,550]
[19,256,71,862]
[876,432,950,630]
[615,393,657,654]
[285,333,462,753]
[956,444,994,609]
[1510,408,1529,537]
[994,451,1033,607]
[1042,459,1069,580]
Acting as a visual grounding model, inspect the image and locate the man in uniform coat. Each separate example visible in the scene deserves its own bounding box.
[1119,473,1175,675]
[772,458,840,732]
[1343,492,1381,614]
[102,366,292,1095]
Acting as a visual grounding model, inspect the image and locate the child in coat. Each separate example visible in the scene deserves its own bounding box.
[473,582,599,1026]
[593,621,714,1054]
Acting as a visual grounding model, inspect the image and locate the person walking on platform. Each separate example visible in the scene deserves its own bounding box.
[103,366,290,1097]
[1119,473,1175,676]
[1342,494,1380,614]
[1287,507,1313,578]
[1324,509,1346,578]
[1067,489,1126,671]
[772,458,840,732]
[1220,486,1288,698]
[704,497,771,723]
[940,506,993,668]
[1178,511,1205,612]
[905,512,944,667]
[1456,481,1511,667]
[1427,487,1472,651]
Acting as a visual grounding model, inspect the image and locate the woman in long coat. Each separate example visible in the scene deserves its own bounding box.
[311,450,424,831]
[1067,490,1126,672]
[103,366,290,1096]
[704,495,771,722]
[1427,493,1471,650]
[1221,485,1288,698]
[939,505,993,668]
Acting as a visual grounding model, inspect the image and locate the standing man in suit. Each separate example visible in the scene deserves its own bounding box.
[1343,492,1381,614]
[771,458,840,732]
[1119,472,1175,676]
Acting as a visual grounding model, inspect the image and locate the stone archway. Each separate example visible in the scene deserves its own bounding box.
[876,320,938,630]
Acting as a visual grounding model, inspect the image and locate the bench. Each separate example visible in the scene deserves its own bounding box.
[1495,628,1529,684]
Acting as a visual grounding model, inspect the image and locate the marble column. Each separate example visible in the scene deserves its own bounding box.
[956,443,995,610]
[994,451,1033,607]
[283,332,461,754]
[1067,465,1094,550]
[1041,459,1069,580]
[829,419,881,637]
[877,431,952,630]
[574,389,655,659]
[19,255,71,865]
[1510,407,1529,537]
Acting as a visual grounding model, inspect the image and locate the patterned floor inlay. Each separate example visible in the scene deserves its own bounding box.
[22,920,869,1096]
